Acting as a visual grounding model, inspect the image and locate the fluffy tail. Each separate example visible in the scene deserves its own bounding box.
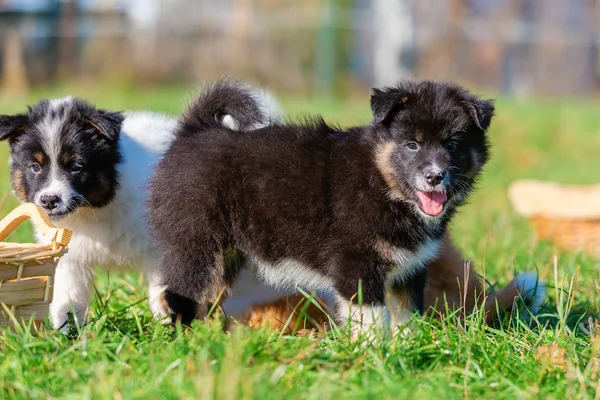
[180,78,281,134]
[484,272,546,323]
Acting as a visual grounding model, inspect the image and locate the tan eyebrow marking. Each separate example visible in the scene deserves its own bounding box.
[33,152,45,164]
[60,153,75,166]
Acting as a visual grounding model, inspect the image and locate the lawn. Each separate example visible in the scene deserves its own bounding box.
[1,84,599,399]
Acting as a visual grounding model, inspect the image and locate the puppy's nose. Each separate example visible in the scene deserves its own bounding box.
[40,195,61,211]
[425,169,445,187]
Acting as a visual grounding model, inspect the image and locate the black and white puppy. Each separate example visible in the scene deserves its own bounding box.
[148,79,494,335]
[0,91,280,331]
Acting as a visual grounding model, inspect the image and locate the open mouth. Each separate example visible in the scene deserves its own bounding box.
[46,208,76,220]
[416,190,448,217]
[47,211,70,220]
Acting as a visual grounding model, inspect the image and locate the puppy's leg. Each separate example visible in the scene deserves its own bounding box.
[336,296,389,341]
[50,257,94,333]
[161,244,228,326]
[334,267,389,339]
[422,234,482,319]
[387,268,427,334]
[144,260,168,320]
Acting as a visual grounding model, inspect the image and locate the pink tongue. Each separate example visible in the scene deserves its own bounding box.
[416,191,447,216]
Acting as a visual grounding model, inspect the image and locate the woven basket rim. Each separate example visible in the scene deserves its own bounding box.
[0,242,67,263]
[509,179,600,219]
[528,214,600,222]
[0,204,71,330]
[0,203,71,262]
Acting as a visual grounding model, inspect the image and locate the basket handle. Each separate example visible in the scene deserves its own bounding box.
[0,203,72,247]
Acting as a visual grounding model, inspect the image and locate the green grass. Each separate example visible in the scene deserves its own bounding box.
[1,85,600,399]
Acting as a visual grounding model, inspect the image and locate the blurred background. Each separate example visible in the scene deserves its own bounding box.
[0,0,599,97]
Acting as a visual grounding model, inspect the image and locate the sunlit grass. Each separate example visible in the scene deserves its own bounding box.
[1,85,599,398]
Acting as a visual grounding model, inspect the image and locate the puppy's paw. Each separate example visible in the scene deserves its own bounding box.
[50,302,87,336]
[163,290,201,326]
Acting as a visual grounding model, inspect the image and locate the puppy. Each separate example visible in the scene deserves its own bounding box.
[237,232,546,332]
[423,234,545,323]
[0,91,279,331]
[148,79,495,336]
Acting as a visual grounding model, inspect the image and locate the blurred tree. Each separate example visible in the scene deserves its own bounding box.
[1,29,29,96]
[596,0,600,86]
[372,0,414,86]
[58,0,78,81]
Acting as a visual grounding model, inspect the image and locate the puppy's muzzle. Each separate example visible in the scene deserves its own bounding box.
[40,194,63,212]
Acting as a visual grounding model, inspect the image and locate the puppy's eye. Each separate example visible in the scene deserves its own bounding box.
[30,163,42,173]
[444,140,458,153]
[405,142,419,151]
[70,162,84,173]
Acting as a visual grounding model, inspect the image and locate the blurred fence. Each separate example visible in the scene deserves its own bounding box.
[0,0,599,96]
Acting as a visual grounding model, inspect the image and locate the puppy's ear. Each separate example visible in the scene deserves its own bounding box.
[84,109,124,141]
[465,98,495,131]
[0,114,27,142]
[370,88,410,125]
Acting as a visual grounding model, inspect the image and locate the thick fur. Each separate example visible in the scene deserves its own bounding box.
[182,79,281,132]
[234,233,546,331]
[149,79,495,335]
[0,89,279,331]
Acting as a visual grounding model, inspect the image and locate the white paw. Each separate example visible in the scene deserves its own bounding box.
[338,302,390,343]
[50,302,87,333]
[148,285,169,321]
[149,297,169,320]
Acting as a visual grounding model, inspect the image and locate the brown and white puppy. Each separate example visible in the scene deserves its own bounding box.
[148,79,494,337]
[236,233,546,333]
[422,234,545,324]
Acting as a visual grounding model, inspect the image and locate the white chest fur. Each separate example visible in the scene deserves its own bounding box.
[384,237,442,283]
[42,203,155,269]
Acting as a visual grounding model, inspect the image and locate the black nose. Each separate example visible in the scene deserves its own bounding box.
[425,169,445,186]
[40,195,61,211]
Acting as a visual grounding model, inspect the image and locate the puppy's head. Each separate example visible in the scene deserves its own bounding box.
[0,97,123,219]
[371,80,494,219]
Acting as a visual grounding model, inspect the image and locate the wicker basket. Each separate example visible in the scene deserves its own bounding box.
[0,203,72,329]
[509,180,600,256]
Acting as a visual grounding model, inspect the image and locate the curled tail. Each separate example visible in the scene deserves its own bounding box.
[180,78,281,134]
